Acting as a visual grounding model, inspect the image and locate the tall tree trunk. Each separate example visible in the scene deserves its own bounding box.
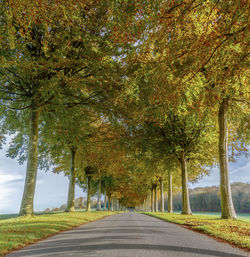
[86,176,91,212]
[218,98,237,219]
[151,187,154,212]
[160,178,164,212]
[148,192,151,211]
[154,185,158,212]
[108,195,111,211]
[19,108,40,216]
[180,154,192,215]
[66,147,77,212]
[104,191,107,210]
[168,171,173,213]
[97,179,101,210]
[111,198,114,211]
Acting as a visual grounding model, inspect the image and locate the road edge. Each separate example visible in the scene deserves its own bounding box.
[142,213,250,254]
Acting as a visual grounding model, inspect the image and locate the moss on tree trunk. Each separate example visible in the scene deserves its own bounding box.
[218,98,237,219]
[86,177,91,212]
[168,171,173,213]
[154,185,158,212]
[111,198,114,211]
[108,195,111,211]
[65,147,76,212]
[97,179,101,210]
[160,178,164,212]
[19,108,40,216]
[180,154,192,215]
[151,187,154,212]
[104,191,107,210]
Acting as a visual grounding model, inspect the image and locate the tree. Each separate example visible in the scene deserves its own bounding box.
[145,0,249,219]
[84,166,97,212]
[0,0,132,216]
[140,104,217,215]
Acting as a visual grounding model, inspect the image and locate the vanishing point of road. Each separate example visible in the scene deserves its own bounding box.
[7,212,249,257]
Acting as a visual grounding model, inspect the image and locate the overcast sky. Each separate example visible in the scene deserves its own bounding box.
[0,137,249,214]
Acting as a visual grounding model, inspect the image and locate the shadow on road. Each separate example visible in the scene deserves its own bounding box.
[10,242,246,257]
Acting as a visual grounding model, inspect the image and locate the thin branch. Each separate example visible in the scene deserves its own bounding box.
[4,104,31,110]
[64,91,102,108]
[0,89,26,96]
[200,25,247,71]
[232,98,249,104]
[5,68,31,91]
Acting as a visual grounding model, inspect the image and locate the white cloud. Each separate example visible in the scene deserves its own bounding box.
[0,171,24,212]
[193,158,250,188]
[0,172,23,185]
[230,162,250,175]
[0,187,15,208]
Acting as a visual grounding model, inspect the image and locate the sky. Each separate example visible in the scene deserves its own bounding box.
[0,138,249,214]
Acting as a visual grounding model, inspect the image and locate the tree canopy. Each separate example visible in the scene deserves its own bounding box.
[0,0,249,219]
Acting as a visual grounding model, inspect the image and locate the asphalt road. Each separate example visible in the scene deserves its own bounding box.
[7,212,249,257]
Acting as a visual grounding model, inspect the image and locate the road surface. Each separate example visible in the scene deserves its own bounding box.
[7,212,249,257]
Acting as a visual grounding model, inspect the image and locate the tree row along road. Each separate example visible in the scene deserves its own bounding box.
[1,0,248,220]
[6,213,249,257]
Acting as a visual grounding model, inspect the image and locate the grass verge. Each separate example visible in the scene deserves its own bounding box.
[0,211,116,256]
[143,212,250,251]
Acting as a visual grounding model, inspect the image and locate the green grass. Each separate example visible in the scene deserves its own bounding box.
[0,211,116,256]
[171,212,250,222]
[143,212,250,250]
[191,212,250,221]
[0,209,107,221]
[0,214,18,220]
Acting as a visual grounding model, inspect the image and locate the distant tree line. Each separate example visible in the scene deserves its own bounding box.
[43,196,121,213]
[171,183,250,213]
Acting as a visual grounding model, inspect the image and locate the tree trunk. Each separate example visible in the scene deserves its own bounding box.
[168,171,173,213]
[19,108,40,216]
[151,187,154,212]
[86,176,91,212]
[160,178,164,212]
[113,198,116,211]
[180,154,192,215]
[218,98,237,219]
[104,191,107,210]
[111,198,114,211]
[108,195,111,211]
[154,185,158,212]
[148,192,151,211]
[65,147,76,212]
[97,179,101,210]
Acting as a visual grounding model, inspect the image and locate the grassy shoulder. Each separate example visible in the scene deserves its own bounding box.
[0,211,117,256]
[143,212,250,251]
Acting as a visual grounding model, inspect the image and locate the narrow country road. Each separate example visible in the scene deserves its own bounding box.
[7,213,249,257]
